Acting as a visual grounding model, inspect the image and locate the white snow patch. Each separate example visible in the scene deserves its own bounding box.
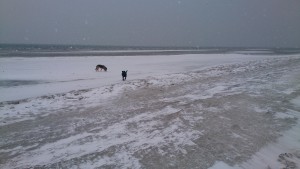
[209,161,240,169]
[275,112,296,119]
[291,96,300,108]
[0,54,279,102]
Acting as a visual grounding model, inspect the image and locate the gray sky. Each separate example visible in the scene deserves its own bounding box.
[1,0,300,48]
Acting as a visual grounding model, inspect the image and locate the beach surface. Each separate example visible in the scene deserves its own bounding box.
[0,53,300,168]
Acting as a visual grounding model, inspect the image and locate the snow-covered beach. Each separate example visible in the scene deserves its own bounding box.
[1,52,300,169]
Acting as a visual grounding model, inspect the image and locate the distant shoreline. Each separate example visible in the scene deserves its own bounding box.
[1,44,300,57]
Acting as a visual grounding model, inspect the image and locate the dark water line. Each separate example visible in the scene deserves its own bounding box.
[1,44,300,57]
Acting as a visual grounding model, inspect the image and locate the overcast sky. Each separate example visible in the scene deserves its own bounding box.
[0,0,300,48]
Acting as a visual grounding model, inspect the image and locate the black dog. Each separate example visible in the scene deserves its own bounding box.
[95,65,107,71]
[122,70,127,81]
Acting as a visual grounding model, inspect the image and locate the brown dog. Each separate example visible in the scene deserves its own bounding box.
[95,65,107,71]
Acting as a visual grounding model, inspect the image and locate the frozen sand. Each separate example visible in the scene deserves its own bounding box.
[0,54,300,169]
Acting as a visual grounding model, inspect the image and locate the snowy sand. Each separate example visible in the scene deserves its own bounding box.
[0,54,278,102]
[0,54,300,169]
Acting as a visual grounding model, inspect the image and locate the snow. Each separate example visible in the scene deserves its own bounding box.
[291,96,300,108]
[1,53,300,169]
[0,54,277,102]
[209,161,240,169]
[209,109,300,169]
